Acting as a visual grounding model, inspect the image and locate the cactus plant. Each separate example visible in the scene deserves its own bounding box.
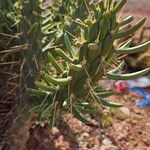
[30,0,150,127]
[0,0,19,47]
[0,0,22,141]
[19,0,43,106]
[41,0,88,53]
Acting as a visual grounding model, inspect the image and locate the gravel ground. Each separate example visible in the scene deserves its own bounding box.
[3,90,149,150]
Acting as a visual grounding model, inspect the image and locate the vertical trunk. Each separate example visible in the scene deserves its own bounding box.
[20,0,43,107]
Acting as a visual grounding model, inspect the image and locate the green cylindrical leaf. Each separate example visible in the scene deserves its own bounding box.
[44,73,72,86]
[113,0,127,14]
[72,106,93,125]
[35,82,56,93]
[119,15,134,26]
[114,18,146,39]
[107,68,150,80]
[64,33,74,58]
[55,48,73,63]
[94,94,123,108]
[115,41,150,54]
[47,52,64,74]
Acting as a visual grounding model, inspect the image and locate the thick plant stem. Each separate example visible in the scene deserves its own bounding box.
[20,0,43,107]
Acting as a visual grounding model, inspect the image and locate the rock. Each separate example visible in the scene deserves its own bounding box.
[102,137,112,145]
[120,107,130,117]
[145,122,150,127]
[112,123,123,131]
[82,132,90,138]
[100,144,119,150]
[110,107,130,120]
[130,118,138,125]
[132,107,143,115]
[43,138,49,143]
[117,132,128,141]
[51,127,59,135]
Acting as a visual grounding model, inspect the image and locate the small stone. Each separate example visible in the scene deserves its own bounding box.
[43,138,49,143]
[51,127,59,135]
[117,132,128,141]
[58,135,64,140]
[102,137,112,145]
[132,107,143,115]
[117,134,124,141]
[102,134,106,138]
[129,136,134,140]
[131,118,138,125]
[95,128,101,135]
[120,107,130,117]
[145,122,150,127]
[82,132,90,138]
[126,142,130,146]
[100,144,118,150]
[111,107,130,120]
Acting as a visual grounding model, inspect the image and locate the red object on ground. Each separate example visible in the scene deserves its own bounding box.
[114,80,127,93]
